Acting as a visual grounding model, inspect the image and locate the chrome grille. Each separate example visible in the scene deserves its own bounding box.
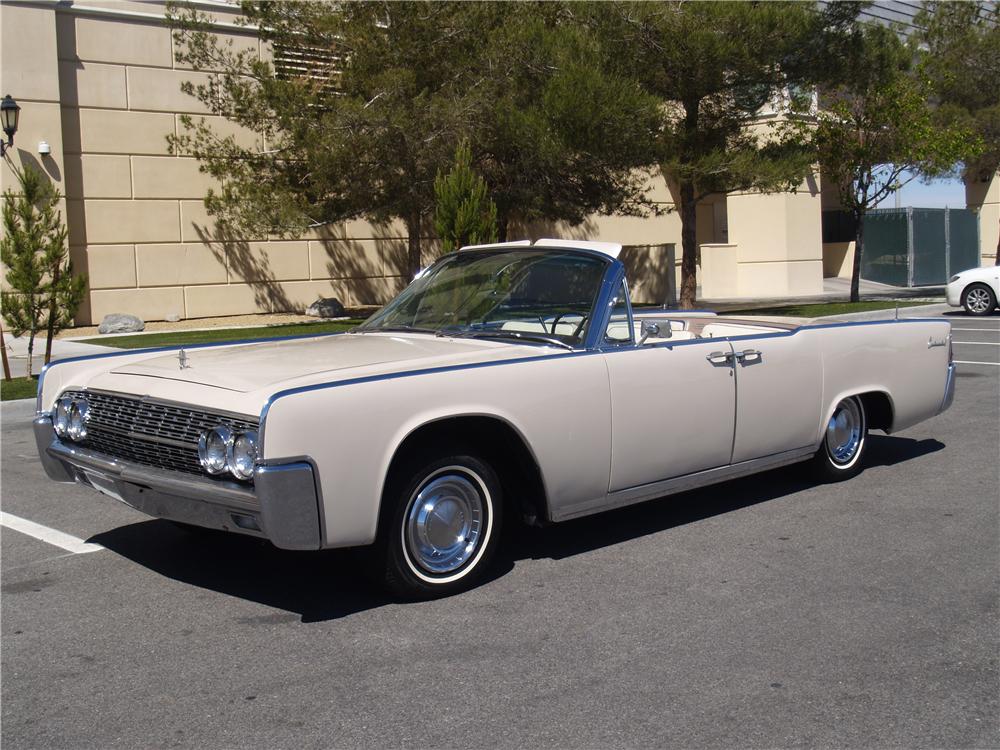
[62,390,258,477]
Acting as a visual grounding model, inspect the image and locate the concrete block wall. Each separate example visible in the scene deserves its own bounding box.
[2,0,852,323]
[2,0,410,325]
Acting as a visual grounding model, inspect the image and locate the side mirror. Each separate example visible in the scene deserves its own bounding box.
[638,321,660,345]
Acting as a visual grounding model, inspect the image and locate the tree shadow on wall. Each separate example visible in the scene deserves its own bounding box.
[193,222,295,313]
[618,244,677,307]
[509,217,598,243]
[313,222,412,308]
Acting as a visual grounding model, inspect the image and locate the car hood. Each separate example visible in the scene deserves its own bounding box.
[106,332,547,394]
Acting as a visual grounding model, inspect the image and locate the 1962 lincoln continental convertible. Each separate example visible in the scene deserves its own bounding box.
[34,239,956,598]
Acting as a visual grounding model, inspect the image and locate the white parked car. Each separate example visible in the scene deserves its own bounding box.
[946,264,1000,316]
[34,240,956,598]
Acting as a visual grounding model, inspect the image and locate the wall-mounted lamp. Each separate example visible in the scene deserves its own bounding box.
[1,94,21,157]
[38,141,51,156]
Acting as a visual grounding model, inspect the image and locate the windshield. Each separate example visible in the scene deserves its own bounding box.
[358,249,609,347]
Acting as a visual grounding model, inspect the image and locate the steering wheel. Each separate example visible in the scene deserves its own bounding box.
[549,312,584,336]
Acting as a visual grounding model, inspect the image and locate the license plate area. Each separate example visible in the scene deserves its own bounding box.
[78,469,126,504]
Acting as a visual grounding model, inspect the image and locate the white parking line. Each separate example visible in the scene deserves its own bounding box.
[955,360,1000,367]
[0,512,103,554]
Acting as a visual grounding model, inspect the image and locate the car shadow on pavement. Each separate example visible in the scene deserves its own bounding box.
[90,522,394,623]
[90,434,942,622]
[503,434,945,563]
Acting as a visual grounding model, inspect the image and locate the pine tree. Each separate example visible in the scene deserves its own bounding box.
[1,166,86,376]
[434,142,498,254]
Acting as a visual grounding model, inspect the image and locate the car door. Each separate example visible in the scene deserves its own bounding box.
[605,337,737,492]
[728,331,823,464]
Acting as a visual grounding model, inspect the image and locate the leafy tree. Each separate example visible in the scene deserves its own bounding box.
[811,23,978,301]
[465,3,662,240]
[434,141,497,254]
[915,1,1000,263]
[594,1,854,308]
[1,165,87,376]
[167,1,661,279]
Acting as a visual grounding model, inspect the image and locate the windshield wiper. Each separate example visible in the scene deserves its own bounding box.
[440,329,575,351]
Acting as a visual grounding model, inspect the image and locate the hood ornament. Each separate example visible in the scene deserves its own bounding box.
[178,349,189,369]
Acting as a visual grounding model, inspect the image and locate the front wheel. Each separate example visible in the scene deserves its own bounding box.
[963,283,997,316]
[812,396,868,481]
[374,454,503,600]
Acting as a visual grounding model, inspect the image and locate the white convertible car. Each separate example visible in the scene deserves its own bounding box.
[946,264,1000,316]
[35,240,956,598]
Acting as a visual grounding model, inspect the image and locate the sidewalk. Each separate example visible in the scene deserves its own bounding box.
[3,336,119,378]
[702,277,944,312]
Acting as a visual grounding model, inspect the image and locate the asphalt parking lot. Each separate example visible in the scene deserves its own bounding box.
[2,309,997,749]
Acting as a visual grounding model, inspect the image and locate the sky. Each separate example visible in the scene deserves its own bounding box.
[872,170,968,209]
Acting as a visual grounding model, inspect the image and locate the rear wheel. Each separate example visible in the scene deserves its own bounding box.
[962,283,997,316]
[813,396,867,481]
[373,454,503,600]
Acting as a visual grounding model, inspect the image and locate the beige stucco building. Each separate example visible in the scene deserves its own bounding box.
[1,0,996,325]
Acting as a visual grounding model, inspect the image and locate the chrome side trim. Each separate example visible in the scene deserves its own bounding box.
[552,446,817,522]
[35,331,347,413]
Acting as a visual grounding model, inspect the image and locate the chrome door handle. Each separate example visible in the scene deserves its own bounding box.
[705,351,732,365]
[734,348,762,362]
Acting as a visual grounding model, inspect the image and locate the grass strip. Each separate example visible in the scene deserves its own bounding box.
[724,300,933,317]
[77,319,363,350]
[1,376,38,402]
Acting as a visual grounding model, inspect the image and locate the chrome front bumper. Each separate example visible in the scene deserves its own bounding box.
[33,415,323,550]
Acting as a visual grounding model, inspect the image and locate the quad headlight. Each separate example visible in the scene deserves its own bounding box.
[54,395,89,442]
[228,431,259,481]
[198,426,233,475]
[198,426,258,481]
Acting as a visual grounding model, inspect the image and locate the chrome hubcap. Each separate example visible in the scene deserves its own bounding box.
[967,288,991,313]
[406,472,484,575]
[827,399,863,464]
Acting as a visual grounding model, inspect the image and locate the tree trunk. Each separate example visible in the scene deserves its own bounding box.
[406,211,422,279]
[0,322,11,381]
[497,213,509,243]
[26,329,36,378]
[678,180,699,309]
[850,212,864,303]
[44,258,62,365]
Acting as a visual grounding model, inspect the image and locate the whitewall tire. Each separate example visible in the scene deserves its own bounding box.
[375,454,503,600]
[813,396,868,481]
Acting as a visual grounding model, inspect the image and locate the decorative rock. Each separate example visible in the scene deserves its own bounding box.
[165,313,181,323]
[305,297,346,318]
[98,313,145,334]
